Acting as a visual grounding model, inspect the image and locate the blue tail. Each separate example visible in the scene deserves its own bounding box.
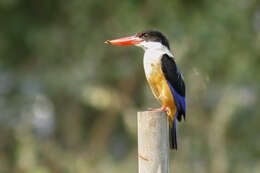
[167,81,186,150]
[169,117,178,150]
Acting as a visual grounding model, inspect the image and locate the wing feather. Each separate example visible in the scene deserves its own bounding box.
[161,54,186,121]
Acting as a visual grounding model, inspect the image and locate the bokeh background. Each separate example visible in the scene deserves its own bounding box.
[1,0,260,172]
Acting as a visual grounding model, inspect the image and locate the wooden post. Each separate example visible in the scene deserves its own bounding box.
[137,111,169,173]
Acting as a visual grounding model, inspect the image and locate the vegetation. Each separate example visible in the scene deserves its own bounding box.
[0,0,259,172]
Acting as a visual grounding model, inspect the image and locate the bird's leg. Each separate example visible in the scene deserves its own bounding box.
[148,105,167,112]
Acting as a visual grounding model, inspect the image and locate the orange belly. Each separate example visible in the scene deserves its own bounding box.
[147,63,177,122]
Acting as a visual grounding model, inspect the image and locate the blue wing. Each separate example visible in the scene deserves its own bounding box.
[161,54,186,121]
[167,81,186,121]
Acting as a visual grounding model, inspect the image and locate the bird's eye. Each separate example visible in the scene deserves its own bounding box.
[143,33,148,37]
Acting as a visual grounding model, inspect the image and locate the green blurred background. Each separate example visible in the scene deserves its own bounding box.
[0,0,260,172]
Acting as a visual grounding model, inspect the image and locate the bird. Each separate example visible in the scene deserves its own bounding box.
[105,30,186,150]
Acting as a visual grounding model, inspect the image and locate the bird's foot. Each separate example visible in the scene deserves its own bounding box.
[148,105,167,112]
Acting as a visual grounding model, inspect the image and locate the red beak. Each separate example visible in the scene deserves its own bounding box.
[105,35,144,46]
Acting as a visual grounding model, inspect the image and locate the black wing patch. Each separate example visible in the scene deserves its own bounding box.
[161,54,185,97]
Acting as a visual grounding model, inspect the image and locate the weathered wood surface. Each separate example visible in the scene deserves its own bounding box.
[138,111,169,173]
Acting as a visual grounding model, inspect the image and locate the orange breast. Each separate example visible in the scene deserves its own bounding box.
[147,63,177,122]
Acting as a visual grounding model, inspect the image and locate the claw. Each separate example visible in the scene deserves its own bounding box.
[148,105,167,112]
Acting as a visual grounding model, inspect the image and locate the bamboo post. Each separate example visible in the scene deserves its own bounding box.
[137,111,169,173]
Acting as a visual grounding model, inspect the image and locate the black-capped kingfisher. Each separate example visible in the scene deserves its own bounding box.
[105,30,186,150]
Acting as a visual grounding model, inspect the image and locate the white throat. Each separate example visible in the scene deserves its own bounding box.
[136,41,174,77]
[136,41,173,56]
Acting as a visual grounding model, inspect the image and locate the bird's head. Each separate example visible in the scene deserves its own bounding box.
[105,30,170,51]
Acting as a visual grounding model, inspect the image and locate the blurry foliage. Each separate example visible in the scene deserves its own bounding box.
[0,0,260,173]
